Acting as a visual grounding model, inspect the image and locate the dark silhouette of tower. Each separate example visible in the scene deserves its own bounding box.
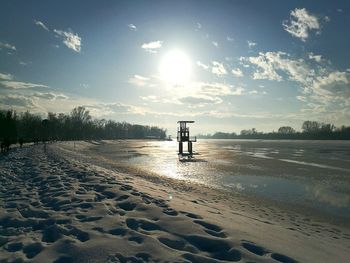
[177,121,196,158]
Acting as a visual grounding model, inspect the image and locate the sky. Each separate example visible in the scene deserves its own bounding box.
[1,0,350,135]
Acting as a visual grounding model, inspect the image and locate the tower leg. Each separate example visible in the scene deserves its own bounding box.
[188,142,192,155]
[179,142,183,154]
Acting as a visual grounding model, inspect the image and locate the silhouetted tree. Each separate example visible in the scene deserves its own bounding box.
[278,126,296,134]
[0,107,167,148]
[320,123,335,133]
[302,121,321,133]
[17,111,41,142]
[198,121,349,140]
[0,110,17,142]
[0,110,17,151]
[70,107,92,139]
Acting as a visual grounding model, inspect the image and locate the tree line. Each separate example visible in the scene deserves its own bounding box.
[198,121,350,140]
[0,106,167,149]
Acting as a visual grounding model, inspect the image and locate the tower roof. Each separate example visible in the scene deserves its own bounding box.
[177,121,195,123]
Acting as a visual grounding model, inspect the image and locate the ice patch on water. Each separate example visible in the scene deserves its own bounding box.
[226,182,245,191]
[306,184,350,208]
[279,159,350,172]
[244,151,273,159]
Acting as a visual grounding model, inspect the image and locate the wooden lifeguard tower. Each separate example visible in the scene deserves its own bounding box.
[177,121,197,158]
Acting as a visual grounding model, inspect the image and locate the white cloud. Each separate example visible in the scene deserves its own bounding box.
[197,61,209,70]
[247,40,257,48]
[34,20,49,31]
[227,36,234,42]
[243,51,350,113]
[271,54,312,84]
[243,51,312,83]
[127,71,245,117]
[141,41,162,53]
[0,80,48,89]
[32,92,68,101]
[140,95,158,102]
[296,95,307,102]
[192,82,244,97]
[312,71,350,99]
[324,16,331,23]
[165,80,244,106]
[140,95,179,105]
[127,72,245,111]
[211,61,227,76]
[283,8,321,41]
[0,89,149,119]
[53,29,81,52]
[196,22,202,30]
[56,94,69,100]
[0,94,39,110]
[128,24,137,31]
[232,87,245,96]
[84,102,147,117]
[0,41,16,51]
[128,70,243,105]
[179,96,223,108]
[308,53,322,62]
[212,41,219,47]
[79,83,89,89]
[171,82,244,108]
[0,72,13,80]
[231,68,244,77]
[193,110,282,119]
[243,52,283,81]
[128,74,150,87]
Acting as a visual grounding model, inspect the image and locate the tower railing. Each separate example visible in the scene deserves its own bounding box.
[189,136,197,142]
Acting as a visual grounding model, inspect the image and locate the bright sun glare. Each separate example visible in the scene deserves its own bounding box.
[159,50,192,85]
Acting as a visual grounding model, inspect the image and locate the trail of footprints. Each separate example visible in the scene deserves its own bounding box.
[0,146,299,262]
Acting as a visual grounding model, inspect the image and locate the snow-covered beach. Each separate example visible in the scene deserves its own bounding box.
[0,141,349,263]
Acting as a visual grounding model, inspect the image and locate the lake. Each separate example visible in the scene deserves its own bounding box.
[90,139,350,221]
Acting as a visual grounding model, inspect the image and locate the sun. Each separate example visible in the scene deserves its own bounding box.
[159,50,192,85]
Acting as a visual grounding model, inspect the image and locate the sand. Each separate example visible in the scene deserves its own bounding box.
[0,142,349,263]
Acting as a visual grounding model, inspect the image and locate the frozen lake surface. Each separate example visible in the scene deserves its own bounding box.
[89,139,350,220]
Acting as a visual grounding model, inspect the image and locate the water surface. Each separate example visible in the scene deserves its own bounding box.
[92,139,350,220]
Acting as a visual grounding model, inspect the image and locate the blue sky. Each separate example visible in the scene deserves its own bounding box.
[1,0,350,134]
